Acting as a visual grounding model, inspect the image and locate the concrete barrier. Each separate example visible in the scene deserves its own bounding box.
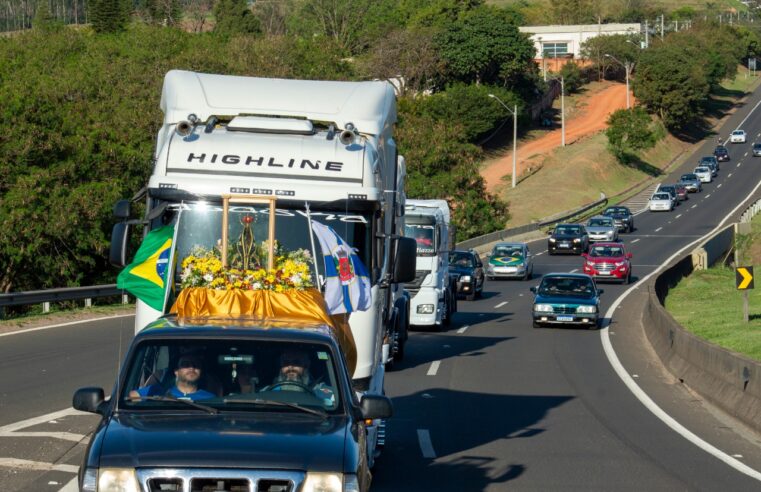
[690,224,734,270]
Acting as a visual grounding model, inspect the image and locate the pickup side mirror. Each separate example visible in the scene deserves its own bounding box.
[360,395,393,420]
[598,289,604,295]
[73,387,105,415]
[391,237,417,283]
[529,286,537,293]
[109,222,130,268]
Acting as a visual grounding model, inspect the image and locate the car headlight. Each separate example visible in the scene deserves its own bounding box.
[97,468,140,492]
[487,265,494,272]
[417,304,434,314]
[534,304,553,313]
[576,305,596,314]
[81,468,98,492]
[549,238,556,243]
[573,238,581,243]
[460,275,472,283]
[615,261,626,267]
[303,472,357,492]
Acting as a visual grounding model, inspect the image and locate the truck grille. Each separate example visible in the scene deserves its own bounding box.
[552,306,576,314]
[138,469,301,492]
[404,270,429,293]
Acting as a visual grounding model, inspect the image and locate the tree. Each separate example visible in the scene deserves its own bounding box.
[32,2,61,32]
[213,0,261,36]
[580,34,639,81]
[141,0,182,26]
[559,61,584,93]
[550,0,595,25]
[605,107,656,161]
[435,6,536,86]
[89,0,131,33]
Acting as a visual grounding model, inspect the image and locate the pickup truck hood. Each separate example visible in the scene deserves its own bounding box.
[97,412,349,471]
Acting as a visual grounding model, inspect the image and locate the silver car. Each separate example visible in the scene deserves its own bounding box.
[585,216,619,242]
[679,173,702,192]
[694,166,712,183]
[649,192,673,212]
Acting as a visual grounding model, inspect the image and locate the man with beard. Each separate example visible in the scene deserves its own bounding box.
[266,349,335,406]
[130,354,215,401]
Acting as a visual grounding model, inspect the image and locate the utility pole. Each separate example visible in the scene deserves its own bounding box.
[660,15,664,40]
[645,20,649,48]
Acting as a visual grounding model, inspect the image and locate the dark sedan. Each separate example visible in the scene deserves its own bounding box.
[530,273,603,329]
[548,224,589,255]
[449,250,485,300]
[714,145,730,162]
[602,206,634,233]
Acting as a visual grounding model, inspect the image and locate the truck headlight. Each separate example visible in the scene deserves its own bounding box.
[460,275,472,283]
[417,304,434,314]
[534,304,553,313]
[98,468,140,492]
[303,472,359,492]
[576,305,596,314]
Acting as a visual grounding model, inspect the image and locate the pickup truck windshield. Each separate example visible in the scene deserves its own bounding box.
[121,339,343,413]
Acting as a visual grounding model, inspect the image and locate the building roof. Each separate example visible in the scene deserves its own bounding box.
[519,23,641,35]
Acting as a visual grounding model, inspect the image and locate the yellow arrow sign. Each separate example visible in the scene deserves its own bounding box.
[736,266,754,290]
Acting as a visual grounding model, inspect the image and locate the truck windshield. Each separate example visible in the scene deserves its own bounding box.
[164,201,372,283]
[405,224,437,256]
[120,338,343,414]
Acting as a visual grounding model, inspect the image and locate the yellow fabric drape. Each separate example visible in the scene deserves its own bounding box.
[170,288,357,374]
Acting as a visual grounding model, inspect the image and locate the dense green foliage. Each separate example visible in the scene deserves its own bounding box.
[605,107,656,161]
[89,0,131,33]
[558,61,584,93]
[213,0,261,36]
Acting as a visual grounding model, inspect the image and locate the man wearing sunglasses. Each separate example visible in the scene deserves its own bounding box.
[130,354,215,401]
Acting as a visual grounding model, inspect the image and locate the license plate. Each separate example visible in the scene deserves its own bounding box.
[498,267,516,273]
[559,243,570,248]
[557,316,574,322]
[598,271,610,275]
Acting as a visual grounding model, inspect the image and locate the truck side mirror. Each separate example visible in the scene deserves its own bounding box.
[109,222,130,268]
[360,395,393,420]
[113,199,131,219]
[392,237,416,283]
[73,387,105,415]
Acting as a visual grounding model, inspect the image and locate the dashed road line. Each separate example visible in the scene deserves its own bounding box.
[718,184,722,188]
[0,458,78,473]
[705,194,711,198]
[729,173,733,177]
[570,269,579,273]
[456,325,469,334]
[655,227,662,232]
[737,162,742,167]
[426,361,441,376]
[417,429,437,458]
[631,238,640,243]
[675,214,682,219]
[495,301,508,308]
[691,204,697,209]
[0,408,87,433]
[745,152,749,157]
[535,251,545,256]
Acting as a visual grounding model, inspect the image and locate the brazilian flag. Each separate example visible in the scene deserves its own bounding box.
[117,225,175,311]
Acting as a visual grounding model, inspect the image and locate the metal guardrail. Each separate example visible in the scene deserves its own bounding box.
[740,197,761,223]
[455,195,608,251]
[0,284,128,316]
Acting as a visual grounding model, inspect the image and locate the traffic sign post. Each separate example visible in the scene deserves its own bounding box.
[735,266,754,323]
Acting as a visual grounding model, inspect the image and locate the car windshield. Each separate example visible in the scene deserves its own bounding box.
[492,246,523,257]
[695,167,709,173]
[603,207,629,216]
[754,144,761,149]
[588,218,613,227]
[555,226,581,235]
[405,223,437,256]
[450,252,474,268]
[660,187,674,193]
[538,277,595,297]
[120,338,343,414]
[681,174,697,181]
[589,245,624,258]
[652,193,670,200]
[715,147,727,153]
[733,131,744,135]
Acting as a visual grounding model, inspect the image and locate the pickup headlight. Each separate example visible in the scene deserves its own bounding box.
[303,473,359,492]
[97,468,140,492]
[573,238,581,243]
[534,304,553,313]
[460,275,472,283]
[549,238,556,243]
[576,305,596,314]
[417,304,434,314]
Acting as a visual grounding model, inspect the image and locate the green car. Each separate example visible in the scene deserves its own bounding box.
[486,242,533,281]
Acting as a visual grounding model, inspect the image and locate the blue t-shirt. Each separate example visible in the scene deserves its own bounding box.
[137,384,215,401]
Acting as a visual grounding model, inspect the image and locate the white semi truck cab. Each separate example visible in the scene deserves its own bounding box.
[109,70,416,467]
[403,199,456,329]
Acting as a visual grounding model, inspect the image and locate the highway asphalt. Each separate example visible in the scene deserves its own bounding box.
[4,90,761,491]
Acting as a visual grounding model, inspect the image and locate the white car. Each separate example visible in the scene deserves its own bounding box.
[649,192,673,212]
[730,130,747,143]
[694,166,712,183]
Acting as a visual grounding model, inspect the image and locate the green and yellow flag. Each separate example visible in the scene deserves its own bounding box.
[117,225,175,311]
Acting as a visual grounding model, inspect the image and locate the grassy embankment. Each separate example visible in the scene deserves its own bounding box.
[664,214,761,361]
[492,69,761,226]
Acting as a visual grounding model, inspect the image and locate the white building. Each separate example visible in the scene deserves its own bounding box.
[519,23,642,61]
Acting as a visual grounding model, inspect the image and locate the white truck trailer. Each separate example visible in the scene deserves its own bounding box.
[403,199,456,330]
[110,70,415,465]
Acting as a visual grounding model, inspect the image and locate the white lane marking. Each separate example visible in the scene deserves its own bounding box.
[0,314,134,338]
[0,431,83,442]
[417,429,437,458]
[601,171,761,482]
[0,458,78,473]
[745,152,749,157]
[705,194,711,198]
[691,204,697,209]
[737,162,742,167]
[729,173,733,177]
[734,454,745,459]
[732,97,761,134]
[426,361,441,376]
[535,251,545,256]
[456,325,469,334]
[0,407,87,433]
[570,269,579,273]
[59,478,79,492]
[655,227,662,232]
[495,301,508,308]
[675,214,682,219]
[631,238,640,243]
[718,184,722,188]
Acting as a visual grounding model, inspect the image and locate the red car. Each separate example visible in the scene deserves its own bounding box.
[582,242,633,284]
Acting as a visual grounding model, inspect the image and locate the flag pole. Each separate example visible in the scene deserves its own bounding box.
[161,203,183,312]
[304,202,323,292]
